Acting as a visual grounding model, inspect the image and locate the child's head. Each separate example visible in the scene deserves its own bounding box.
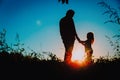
[87,32,94,43]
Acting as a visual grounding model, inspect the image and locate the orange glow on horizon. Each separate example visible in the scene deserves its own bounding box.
[66,42,94,68]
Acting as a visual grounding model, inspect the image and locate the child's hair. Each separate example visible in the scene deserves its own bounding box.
[87,32,94,44]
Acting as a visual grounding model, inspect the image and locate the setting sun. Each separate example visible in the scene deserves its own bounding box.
[71,42,85,62]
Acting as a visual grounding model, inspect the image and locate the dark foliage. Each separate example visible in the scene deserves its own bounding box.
[58,0,68,4]
[106,35,120,56]
[98,1,120,58]
[98,1,120,25]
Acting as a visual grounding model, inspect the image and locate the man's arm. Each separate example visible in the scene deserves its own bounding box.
[72,20,81,42]
[76,34,80,42]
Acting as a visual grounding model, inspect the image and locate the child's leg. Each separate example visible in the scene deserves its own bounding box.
[86,51,93,64]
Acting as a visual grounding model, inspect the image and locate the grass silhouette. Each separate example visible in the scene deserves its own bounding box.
[0,51,120,80]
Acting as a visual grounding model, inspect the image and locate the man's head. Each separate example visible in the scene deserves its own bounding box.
[66,9,75,18]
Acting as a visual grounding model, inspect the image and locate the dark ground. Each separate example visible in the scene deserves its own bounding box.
[0,52,120,80]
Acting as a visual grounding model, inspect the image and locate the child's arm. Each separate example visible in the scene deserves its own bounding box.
[79,40,85,45]
[75,34,85,45]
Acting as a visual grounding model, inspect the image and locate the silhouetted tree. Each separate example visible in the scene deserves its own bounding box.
[13,33,25,53]
[0,29,10,52]
[58,0,68,4]
[98,1,120,25]
[105,34,120,58]
[98,1,120,58]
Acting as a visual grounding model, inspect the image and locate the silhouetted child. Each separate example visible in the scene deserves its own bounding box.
[79,32,94,64]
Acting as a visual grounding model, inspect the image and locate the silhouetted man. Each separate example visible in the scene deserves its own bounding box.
[59,9,80,64]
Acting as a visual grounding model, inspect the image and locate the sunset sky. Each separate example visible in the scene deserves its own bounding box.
[0,0,120,61]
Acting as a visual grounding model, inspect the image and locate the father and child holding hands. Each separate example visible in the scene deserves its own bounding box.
[59,9,94,64]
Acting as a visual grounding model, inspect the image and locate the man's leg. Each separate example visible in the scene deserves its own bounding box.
[64,43,74,64]
[64,52,72,64]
